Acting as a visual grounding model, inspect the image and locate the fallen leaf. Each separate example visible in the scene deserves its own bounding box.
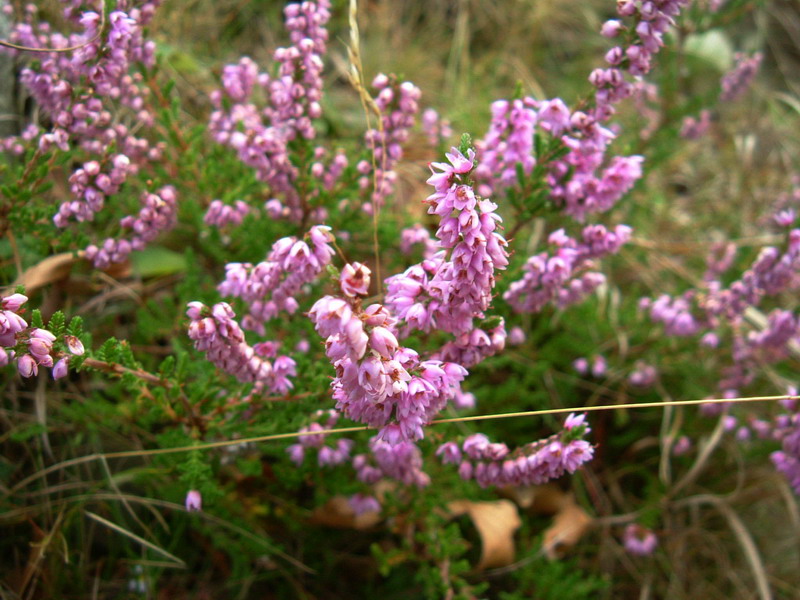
[541,495,593,559]
[13,252,80,293]
[309,495,381,530]
[501,483,567,514]
[448,499,522,569]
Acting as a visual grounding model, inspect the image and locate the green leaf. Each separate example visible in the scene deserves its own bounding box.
[131,246,187,278]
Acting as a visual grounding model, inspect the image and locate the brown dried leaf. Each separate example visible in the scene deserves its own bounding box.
[448,499,522,569]
[541,495,593,559]
[309,495,381,530]
[501,483,567,514]
[14,252,80,293]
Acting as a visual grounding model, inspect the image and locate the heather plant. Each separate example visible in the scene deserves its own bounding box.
[1,0,799,598]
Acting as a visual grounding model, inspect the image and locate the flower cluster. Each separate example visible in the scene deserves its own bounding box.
[386,148,509,338]
[471,94,644,221]
[720,52,763,102]
[204,199,251,228]
[628,361,658,388]
[218,225,335,334]
[771,397,800,494]
[643,192,800,395]
[85,185,178,268]
[680,109,712,140]
[186,301,295,395]
[437,413,594,488]
[593,0,691,119]
[421,108,453,148]
[208,1,331,221]
[286,410,355,467]
[54,155,135,227]
[359,74,421,209]
[3,2,174,268]
[504,224,631,314]
[474,97,538,196]
[310,262,467,444]
[0,294,83,379]
[399,224,438,259]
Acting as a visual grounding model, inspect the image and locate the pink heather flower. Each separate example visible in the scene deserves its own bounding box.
[672,435,692,456]
[508,326,526,346]
[629,362,657,388]
[52,357,69,380]
[65,335,85,355]
[340,262,371,297]
[2,294,27,312]
[349,494,381,516]
[591,355,607,377]
[564,413,588,431]
[17,354,37,378]
[185,490,202,512]
[287,443,305,465]
[601,19,624,37]
[623,524,658,556]
[573,358,589,375]
[436,441,462,465]
[463,433,491,460]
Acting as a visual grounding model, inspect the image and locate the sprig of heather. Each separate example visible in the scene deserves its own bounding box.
[208,1,331,222]
[0,294,84,379]
[358,74,421,210]
[437,413,594,488]
[309,262,467,444]
[286,410,355,467]
[680,109,712,140]
[218,225,335,334]
[504,224,631,314]
[186,301,295,395]
[472,94,644,221]
[204,199,251,228]
[385,147,509,347]
[474,97,538,197]
[421,108,453,148]
[770,395,800,494]
[3,2,175,270]
[353,437,431,487]
[642,188,800,395]
[720,52,763,102]
[84,185,177,268]
[593,0,692,120]
[399,224,438,259]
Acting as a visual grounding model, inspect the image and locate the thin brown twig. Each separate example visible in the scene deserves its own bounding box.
[6,393,796,496]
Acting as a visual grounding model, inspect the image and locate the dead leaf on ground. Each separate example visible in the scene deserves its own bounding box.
[12,252,81,293]
[501,483,568,514]
[541,494,593,559]
[309,495,382,530]
[448,499,522,569]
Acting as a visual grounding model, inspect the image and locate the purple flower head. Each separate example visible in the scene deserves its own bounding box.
[185,490,202,512]
[1,294,27,312]
[52,357,69,380]
[623,524,657,556]
[341,262,371,298]
[64,335,85,355]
